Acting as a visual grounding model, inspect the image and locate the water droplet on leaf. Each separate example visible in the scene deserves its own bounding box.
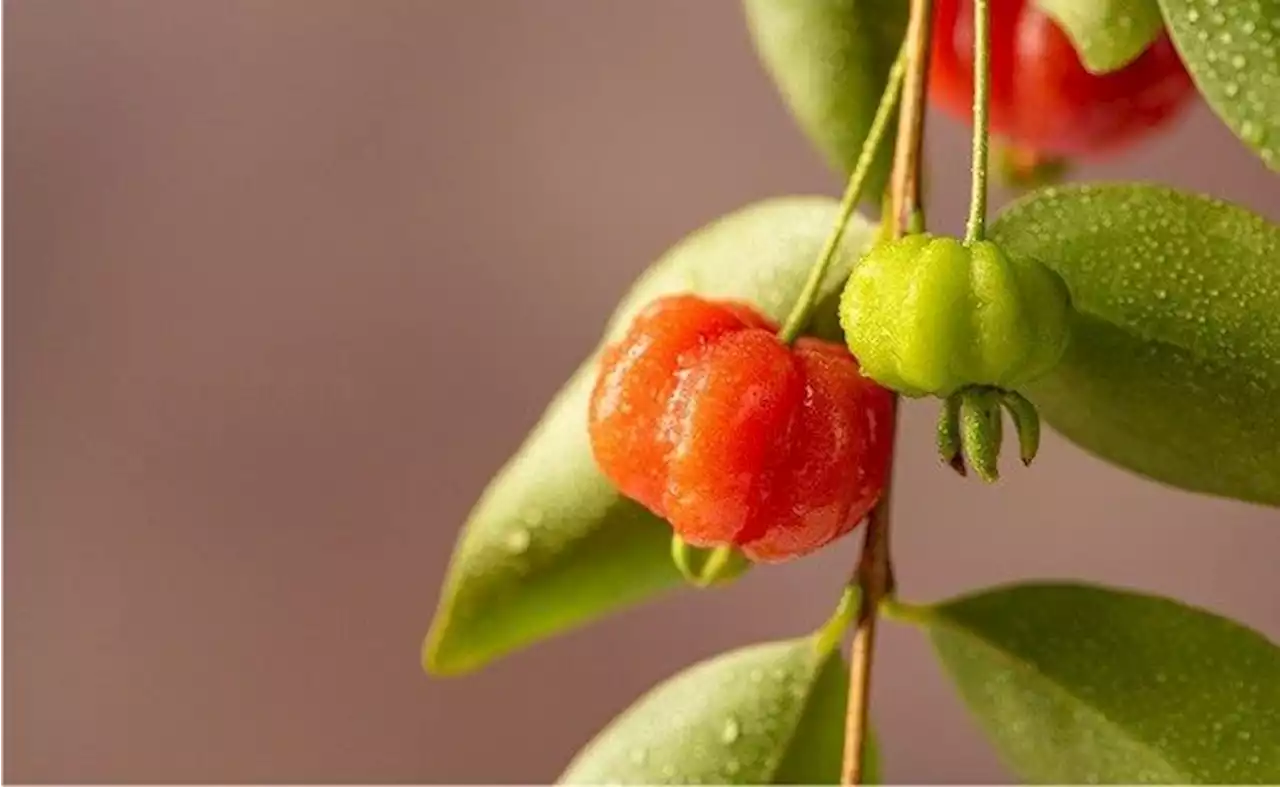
[505,529,531,554]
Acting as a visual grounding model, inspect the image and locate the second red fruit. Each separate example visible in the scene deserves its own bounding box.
[929,0,1196,158]
[588,295,894,563]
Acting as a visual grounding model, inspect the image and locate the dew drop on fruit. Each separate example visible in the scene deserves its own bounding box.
[1240,121,1266,146]
[720,717,742,744]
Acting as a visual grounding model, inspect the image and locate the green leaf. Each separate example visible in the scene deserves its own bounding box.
[1036,0,1165,73]
[743,0,908,201]
[424,198,878,675]
[900,582,1280,783]
[989,183,1280,507]
[1156,0,1280,169]
[559,632,880,784]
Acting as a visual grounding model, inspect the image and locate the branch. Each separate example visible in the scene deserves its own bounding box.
[840,0,932,783]
[888,0,934,237]
[839,416,898,785]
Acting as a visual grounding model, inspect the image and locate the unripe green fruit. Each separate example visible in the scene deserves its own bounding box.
[839,235,1071,398]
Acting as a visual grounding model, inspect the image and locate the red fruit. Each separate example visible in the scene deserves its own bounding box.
[929,0,1196,158]
[588,294,894,563]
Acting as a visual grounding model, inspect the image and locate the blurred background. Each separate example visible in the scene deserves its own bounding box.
[6,1,1279,783]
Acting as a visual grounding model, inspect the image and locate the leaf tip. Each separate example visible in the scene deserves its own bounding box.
[421,634,452,677]
[1034,0,1163,76]
[421,603,484,678]
[422,639,477,678]
[1077,51,1142,77]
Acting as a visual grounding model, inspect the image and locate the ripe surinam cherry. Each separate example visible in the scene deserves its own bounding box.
[588,294,894,563]
[929,0,1196,159]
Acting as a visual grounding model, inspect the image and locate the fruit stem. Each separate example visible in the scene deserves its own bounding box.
[841,444,897,785]
[887,0,933,238]
[964,0,991,245]
[841,3,931,785]
[777,37,910,345]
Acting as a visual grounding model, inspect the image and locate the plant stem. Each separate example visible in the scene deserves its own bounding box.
[840,431,898,785]
[841,2,931,784]
[887,0,933,238]
[964,0,991,244]
[777,39,911,345]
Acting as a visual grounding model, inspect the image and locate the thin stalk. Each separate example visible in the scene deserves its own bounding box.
[839,419,898,785]
[964,0,991,244]
[777,38,910,345]
[887,0,933,237]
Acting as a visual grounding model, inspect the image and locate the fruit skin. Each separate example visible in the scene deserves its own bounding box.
[929,0,1196,158]
[588,294,894,563]
[839,235,1071,398]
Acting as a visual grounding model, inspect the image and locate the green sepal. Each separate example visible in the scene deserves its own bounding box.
[959,388,1004,483]
[671,537,751,589]
[999,390,1041,466]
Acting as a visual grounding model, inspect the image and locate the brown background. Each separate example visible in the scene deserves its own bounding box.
[6,1,1279,783]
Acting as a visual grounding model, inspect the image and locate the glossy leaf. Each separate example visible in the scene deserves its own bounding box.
[743,0,908,201]
[1156,0,1280,169]
[1036,0,1165,73]
[990,183,1280,507]
[905,581,1280,783]
[559,631,879,784]
[424,198,878,675]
